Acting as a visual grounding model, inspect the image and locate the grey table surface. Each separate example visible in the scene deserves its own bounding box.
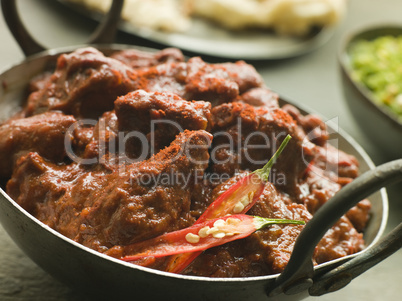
[0,0,401,300]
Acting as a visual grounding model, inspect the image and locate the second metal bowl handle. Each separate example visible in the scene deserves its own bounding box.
[1,0,124,57]
[309,221,402,295]
[267,158,402,297]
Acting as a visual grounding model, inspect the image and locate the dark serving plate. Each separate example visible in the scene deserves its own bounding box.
[339,24,402,159]
[56,0,336,60]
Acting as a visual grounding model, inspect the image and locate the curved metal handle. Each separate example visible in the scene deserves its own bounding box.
[309,221,402,295]
[267,158,402,297]
[1,0,124,57]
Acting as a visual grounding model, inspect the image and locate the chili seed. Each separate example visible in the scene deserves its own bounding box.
[212,231,226,239]
[226,218,241,225]
[185,233,200,244]
[233,201,245,213]
[213,219,226,228]
[198,226,210,238]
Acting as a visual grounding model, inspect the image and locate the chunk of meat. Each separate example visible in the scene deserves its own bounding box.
[184,57,239,105]
[282,104,328,147]
[240,87,279,109]
[129,61,188,97]
[0,112,76,178]
[7,130,212,251]
[345,199,371,233]
[25,47,138,119]
[315,216,365,264]
[78,111,119,167]
[283,104,360,182]
[209,102,314,194]
[115,90,211,158]
[115,90,211,133]
[129,56,263,106]
[110,47,185,69]
[295,160,370,232]
[295,172,340,215]
[185,57,263,105]
[79,90,211,165]
[215,60,264,93]
[284,103,370,232]
[6,153,85,214]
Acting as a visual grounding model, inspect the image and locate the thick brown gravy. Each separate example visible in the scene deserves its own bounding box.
[0,46,370,277]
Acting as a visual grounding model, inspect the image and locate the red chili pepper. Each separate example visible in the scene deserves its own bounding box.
[124,135,292,269]
[201,134,292,220]
[165,135,292,273]
[121,214,304,262]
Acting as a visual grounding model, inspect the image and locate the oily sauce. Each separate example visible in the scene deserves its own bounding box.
[0,47,370,277]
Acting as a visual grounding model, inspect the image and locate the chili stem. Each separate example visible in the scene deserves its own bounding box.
[253,134,292,182]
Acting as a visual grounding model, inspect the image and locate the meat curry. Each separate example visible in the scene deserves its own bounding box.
[0,47,370,277]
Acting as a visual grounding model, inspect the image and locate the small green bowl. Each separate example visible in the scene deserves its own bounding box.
[339,25,402,159]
